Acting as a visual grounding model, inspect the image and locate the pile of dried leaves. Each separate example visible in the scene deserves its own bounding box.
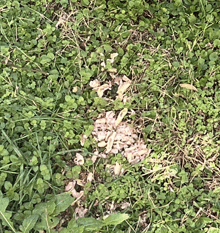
[92,109,151,166]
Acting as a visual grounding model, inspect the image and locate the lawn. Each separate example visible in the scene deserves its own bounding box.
[1,0,220,232]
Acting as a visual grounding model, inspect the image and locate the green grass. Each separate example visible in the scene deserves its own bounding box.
[1,0,220,232]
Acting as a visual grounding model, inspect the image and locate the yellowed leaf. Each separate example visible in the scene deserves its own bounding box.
[115,108,128,127]
[180,83,198,91]
[106,131,116,153]
[117,82,131,98]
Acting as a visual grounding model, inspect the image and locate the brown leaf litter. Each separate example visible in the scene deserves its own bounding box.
[89,73,132,101]
[92,109,151,165]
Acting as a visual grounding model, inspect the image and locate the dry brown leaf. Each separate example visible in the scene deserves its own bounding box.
[121,202,130,210]
[106,111,115,119]
[111,53,119,60]
[74,153,84,166]
[108,68,117,73]
[87,172,93,182]
[126,153,134,163]
[98,141,107,147]
[96,131,106,141]
[115,108,128,127]
[101,61,106,67]
[134,149,150,157]
[76,179,85,186]
[80,134,87,146]
[110,148,119,154]
[75,207,88,219]
[106,131,116,153]
[110,75,122,85]
[125,145,138,153]
[123,96,131,103]
[94,200,99,206]
[95,118,106,124]
[115,133,125,141]
[97,84,111,97]
[89,79,100,88]
[122,75,131,83]
[72,86,78,93]
[56,17,65,27]
[99,153,108,158]
[65,181,83,198]
[114,162,124,176]
[107,53,118,63]
[180,83,198,91]
[91,155,97,163]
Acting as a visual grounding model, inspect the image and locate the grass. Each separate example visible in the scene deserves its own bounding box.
[1,0,220,232]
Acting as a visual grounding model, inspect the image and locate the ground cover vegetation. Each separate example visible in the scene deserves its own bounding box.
[1,0,220,232]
